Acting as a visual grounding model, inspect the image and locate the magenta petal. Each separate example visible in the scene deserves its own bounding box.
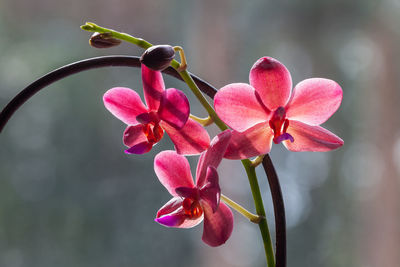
[136,112,159,124]
[175,187,199,199]
[202,202,233,247]
[283,120,344,152]
[286,78,343,125]
[103,87,148,125]
[224,123,273,160]
[154,151,195,196]
[161,118,210,155]
[156,197,203,228]
[249,57,292,110]
[125,141,153,154]
[158,88,190,129]
[123,125,147,147]
[196,130,231,188]
[199,166,220,213]
[214,83,269,132]
[142,64,165,111]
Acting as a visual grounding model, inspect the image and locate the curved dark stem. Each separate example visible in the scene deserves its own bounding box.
[0,55,286,267]
[262,154,286,267]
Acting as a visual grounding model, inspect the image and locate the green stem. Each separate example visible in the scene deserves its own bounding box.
[242,159,275,267]
[221,194,261,223]
[189,114,213,126]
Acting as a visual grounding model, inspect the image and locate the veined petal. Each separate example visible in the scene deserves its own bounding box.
[199,166,220,213]
[155,197,203,228]
[214,83,269,132]
[154,151,195,196]
[161,119,210,156]
[286,78,343,125]
[125,141,153,154]
[249,57,292,110]
[202,202,233,247]
[196,130,231,188]
[224,123,273,159]
[158,88,190,129]
[283,120,344,152]
[103,87,148,125]
[123,125,148,147]
[142,64,165,111]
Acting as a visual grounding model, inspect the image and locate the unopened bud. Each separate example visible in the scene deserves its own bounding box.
[140,45,175,71]
[89,32,121,48]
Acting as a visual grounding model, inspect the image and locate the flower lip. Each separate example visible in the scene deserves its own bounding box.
[269,106,294,144]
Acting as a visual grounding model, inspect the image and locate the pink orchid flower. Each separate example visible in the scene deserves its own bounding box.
[103,64,210,155]
[214,57,344,159]
[154,130,234,247]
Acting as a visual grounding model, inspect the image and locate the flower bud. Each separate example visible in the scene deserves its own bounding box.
[140,45,175,71]
[89,32,121,48]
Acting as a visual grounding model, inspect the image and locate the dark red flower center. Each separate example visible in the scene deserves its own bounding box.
[142,122,164,144]
[182,198,203,219]
[269,107,294,144]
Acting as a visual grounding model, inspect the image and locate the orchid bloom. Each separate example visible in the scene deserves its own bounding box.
[103,64,210,155]
[214,57,343,159]
[154,130,234,247]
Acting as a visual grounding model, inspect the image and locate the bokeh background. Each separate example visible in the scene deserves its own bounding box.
[1,0,400,266]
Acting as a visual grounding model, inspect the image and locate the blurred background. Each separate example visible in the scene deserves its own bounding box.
[1,0,400,266]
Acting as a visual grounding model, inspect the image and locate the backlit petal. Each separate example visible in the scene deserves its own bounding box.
[154,151,195,196]
[158,88,190,129]
[103,87,148,125]
[155,197,203,228]
[202,202,233,247]
[196,130,231,188]
[123,125,148,147]
[214,83,269,132]
[224,123,273,159]
[286,78,343,125]
[125,141,153,154]
[249,57,292,110]
[283,120,344,152]
[161,119,210,156]
[199,166,220,213]
[142,64,165,111]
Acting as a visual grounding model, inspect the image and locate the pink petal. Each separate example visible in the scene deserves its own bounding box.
[158,88,190,129]
[199,166,220,213]
[286,78,343,125]
[123,125,148,147]
[224,123,273,159]
[142,64,165,111]
[283,120,344,152]
[103,87,148,125]
[155,197,203,228]
[249,57,292,110]
[201,202,233,247]
[196,130,231,188]
[154,151,195,196]
[161,118,210,156]
[214,83,270,132]
[125,141,153,154]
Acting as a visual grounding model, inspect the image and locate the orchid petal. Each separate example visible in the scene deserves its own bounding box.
[158,88,190,129]
[123,125,147,147]
[103,87,148,125]
[125,141,153,154]
[249,57,292,110]
[214,83,269,132]
[224,123,273,159]
[154,151,195,196]
[286,78,343,125]
[199,166,220,213]
[155,197,203,228]
[142,64,165,111]
[196,130,231,188]
[283,120,344,152]
[202,202,233,247]
[161,118,210,155]
[175,187,199,199]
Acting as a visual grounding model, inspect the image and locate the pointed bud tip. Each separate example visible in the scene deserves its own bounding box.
[140,45,175,71]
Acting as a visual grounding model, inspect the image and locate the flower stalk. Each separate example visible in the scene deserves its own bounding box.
[221,194,262,223]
